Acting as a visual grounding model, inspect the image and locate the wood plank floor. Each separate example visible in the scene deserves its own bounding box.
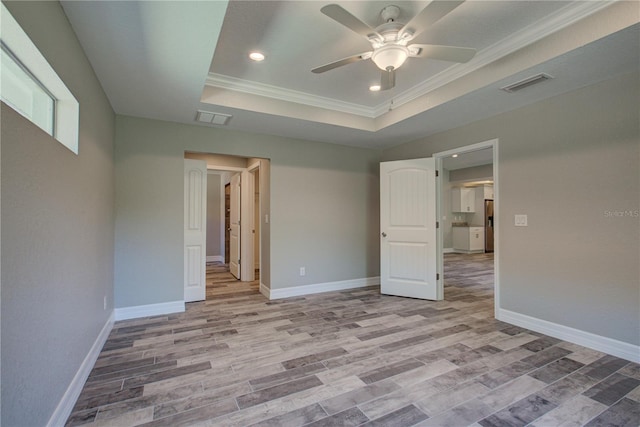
[66,254,640,426]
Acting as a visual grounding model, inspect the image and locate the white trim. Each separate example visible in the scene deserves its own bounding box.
[379,1,612,115]
[47,312,114,427]
[206,73,374,118]
[247,160,261,172]
[434,138,499,313]
[206,165,245,172]
[443,248,456,254]
[240,169,254,281]
[498,309,640,363]
[1,3,79,153]
[433,139,496,158]
[259,282,270,299]
[114,301,185,321]
[207,255,224,263]
[266,277,380,300]
[205,2,610,120]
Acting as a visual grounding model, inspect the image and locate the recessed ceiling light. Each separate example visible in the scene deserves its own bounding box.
[249,52,265,62]
[452,154,459,158]
[369,85,381,92]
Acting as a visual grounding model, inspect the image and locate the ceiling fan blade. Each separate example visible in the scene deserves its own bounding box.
[380,68,396,91]
[399,0,465,40]
[409,44,476,63]
[312,52,372,74]
[321,4,382,42]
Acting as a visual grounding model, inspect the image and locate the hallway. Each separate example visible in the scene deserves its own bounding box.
[205,262,259,300]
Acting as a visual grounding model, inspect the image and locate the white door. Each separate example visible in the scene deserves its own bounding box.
[184,159,207,302]
[229,173,241,279]
[380,158,440,300]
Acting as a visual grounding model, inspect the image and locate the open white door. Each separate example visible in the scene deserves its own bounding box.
[229,173,241,279]
[380,158,440,300]
[184,159,207,302]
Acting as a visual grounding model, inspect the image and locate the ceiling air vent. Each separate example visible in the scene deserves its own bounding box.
[196,110,232,125]
[501,73,553,93]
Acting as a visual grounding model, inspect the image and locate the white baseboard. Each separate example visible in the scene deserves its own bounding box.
[47,311,114,427]
[266,277,380,300]
[443,248,455,253]
[206,255,224,263]
[497,308,640,363]
[259,282,270,299]
[114,300,185,321]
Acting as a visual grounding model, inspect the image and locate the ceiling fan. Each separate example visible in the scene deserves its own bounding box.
[312,1,476,91]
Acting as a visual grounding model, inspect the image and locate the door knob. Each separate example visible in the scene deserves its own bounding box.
[381,232,387,237]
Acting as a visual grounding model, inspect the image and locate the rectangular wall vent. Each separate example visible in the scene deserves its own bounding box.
[196,110,232,125]
[501,73,553,93]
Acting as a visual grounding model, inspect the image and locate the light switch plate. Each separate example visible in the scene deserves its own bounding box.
[515,214,528,226]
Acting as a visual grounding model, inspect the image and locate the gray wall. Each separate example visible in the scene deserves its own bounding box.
[383,72,640,346]
[114,116,379,308]
[449,164,493,182]
[206,174,222,258]
[1,2,115,426]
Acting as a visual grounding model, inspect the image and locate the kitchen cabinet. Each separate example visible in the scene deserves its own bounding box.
[452,188,475,212]
[453,227,485,252]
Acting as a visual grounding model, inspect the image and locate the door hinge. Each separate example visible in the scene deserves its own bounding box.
[436,221,439,228]
[435,170,439,177]
[238,258,240,264]
[437,273,440,280]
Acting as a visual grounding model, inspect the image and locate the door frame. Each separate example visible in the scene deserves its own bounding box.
[203,165,252,281]
[247,160,261,283]
[433,138,499,316]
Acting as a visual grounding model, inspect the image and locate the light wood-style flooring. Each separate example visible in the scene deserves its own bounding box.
[66,254,640,426]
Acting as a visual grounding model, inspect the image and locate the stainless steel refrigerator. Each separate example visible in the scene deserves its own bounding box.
[485,199,494,252]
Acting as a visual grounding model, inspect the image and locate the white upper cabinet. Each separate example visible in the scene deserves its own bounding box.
[452,187,475,212]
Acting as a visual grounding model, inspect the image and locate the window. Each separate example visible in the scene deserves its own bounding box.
[1,3,79,154]
[1,42,56,136]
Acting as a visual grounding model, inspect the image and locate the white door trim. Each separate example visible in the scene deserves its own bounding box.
[433,138,499,316]
[240,169,255,281]
[229,173,241,279]
[207,163,260,282]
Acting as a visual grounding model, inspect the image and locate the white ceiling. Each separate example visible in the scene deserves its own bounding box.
[442,147,493,171]
[61,1,639,149]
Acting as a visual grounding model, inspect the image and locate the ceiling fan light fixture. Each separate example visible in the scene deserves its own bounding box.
[371,45,409,71]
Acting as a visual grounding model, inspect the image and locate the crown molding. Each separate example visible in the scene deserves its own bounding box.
[206,1,615,121]
[205,73,376,118]
[374,0,616,115]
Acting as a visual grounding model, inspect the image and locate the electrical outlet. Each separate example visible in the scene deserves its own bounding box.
[299,267,306,276]
[515,214,528,227]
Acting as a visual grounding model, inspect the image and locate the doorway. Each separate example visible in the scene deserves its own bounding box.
[184,152,269,301]
[434,139,499,314]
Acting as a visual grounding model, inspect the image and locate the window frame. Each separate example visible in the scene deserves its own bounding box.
[1,3,79,154]
[1,40,57,136]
